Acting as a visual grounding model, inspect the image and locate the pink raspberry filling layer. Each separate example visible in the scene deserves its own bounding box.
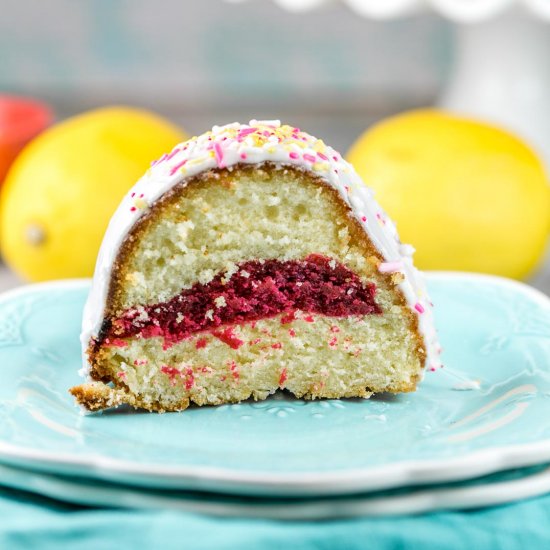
[102,254,381,348]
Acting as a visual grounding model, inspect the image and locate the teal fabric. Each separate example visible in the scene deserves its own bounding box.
[1,488,549,550]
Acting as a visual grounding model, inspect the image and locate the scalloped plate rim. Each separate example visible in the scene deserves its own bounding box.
[0,272,548,496]
[0,461,550,518]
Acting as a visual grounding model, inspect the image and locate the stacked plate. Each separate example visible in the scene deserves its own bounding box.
[0,272,549,519]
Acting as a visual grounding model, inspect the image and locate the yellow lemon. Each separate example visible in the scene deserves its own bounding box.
[347,109,550,279]
[0,106,187,281]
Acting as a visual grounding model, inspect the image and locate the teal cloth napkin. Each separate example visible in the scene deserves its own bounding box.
[1,487,549,550]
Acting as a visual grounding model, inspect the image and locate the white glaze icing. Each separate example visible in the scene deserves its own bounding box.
[80,120,442,375]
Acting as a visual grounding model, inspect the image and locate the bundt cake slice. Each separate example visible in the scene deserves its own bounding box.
[71,121,441,412]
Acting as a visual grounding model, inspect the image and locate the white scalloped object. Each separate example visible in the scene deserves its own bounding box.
[231,0,550,22]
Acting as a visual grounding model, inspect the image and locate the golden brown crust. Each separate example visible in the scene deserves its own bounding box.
[77,163,426,412]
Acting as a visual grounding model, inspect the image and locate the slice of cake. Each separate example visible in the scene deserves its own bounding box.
[70,120,441,412]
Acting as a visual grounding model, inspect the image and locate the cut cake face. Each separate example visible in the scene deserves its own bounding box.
[71,121,441,412]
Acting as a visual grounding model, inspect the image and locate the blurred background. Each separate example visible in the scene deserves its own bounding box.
[0,0,549,293]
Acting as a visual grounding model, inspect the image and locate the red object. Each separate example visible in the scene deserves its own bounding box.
[102,254,381,349]
[0,95,53,183]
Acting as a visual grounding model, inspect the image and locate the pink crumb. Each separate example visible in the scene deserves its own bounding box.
[161,365,182,386]
[229,361,240,380]
[280,311,296,325]
[279,368,288,387]
[117,371,126,380]
[288,328,296,337]
[105,338,128,348]
[271,342,282,349]
[212,327,244,349]
[195,337,208,349]
[328,336,338,347]
[304,314,315,323]
[184,367,195,390]
[330,326,340,333]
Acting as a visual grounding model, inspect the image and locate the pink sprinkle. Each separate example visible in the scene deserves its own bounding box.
[377,212,386,225]
[214,142,225,168]
[156,153,168,165]
[139,193,144,198]
[317,152,328,160]
[165,148,180,161]
[131,192,135,198]
[169,159,187,175]
[378,261,404,274]
[237,128,256,140]
[289,151,299,160]
[415,303,425,314]
[430,367,437,372]
[130,207,137,212]
[332,155,339,161]
[303,154,316,163]
[240,152,247,160]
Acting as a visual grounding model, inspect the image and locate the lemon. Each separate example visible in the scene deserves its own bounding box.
[347,109,550,279]
[0,106,186,281]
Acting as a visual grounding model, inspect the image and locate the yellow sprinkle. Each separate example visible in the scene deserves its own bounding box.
[134,198,148,210]
[313,139,326,153]
[313,162,329,172]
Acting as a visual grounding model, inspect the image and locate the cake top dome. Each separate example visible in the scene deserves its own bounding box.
[82,120,441,373]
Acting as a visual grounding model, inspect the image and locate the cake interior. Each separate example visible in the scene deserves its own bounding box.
[72,164,425,411]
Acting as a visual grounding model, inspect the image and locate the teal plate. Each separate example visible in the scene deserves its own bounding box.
[1,462,550,518]
[0,273,549,497]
